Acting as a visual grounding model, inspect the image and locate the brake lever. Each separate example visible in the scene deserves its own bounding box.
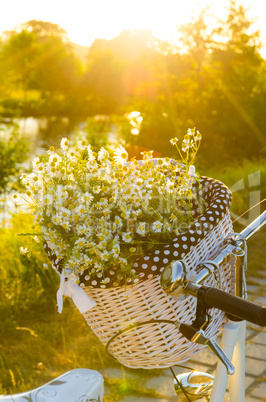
[176,322,235,375]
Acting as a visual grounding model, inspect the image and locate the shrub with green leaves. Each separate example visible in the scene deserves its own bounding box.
[0,126,29,194]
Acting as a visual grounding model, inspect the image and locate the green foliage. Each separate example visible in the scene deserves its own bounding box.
[0,20,82,118]
[0,125,29,193]
[0,3,266,165]
[78,116,111,152]
[0,214,123,398]
[0,215,57,317]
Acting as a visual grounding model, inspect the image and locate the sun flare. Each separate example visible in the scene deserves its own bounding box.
[62,0,227,46]
[0,0,230,47]
[1,0,266,53]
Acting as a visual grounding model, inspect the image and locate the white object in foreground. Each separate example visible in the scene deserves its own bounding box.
[0,369,104,402]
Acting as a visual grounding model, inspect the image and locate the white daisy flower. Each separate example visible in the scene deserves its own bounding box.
[119,257,128,266]
[77,224,89,235]
[122,232,132,243]
[136,222,146,236]
[164,221,172,232]
[92,186,101,194]
[75,204,87,216]
[19,247,29,255]
[152,220,163,233]
[170,137,178,145]
[36,163,46,174]
[101,251,111,261]
[83,192,93,204]
[48,153,61,165]
[98,240,108,250]
[52,213,62,224]
[61,137,69,150]
[98,147,109,161]
[113,146,128,165]
[75,238,87,249]
[112,243,120,257]
[67,150,78,160]
[83,255,92,264]
[87,145,95,162]
[32,157,40,168]
[42,194,53,206]
[144,177,154,187]
[170,213,177,222]
[78,139,87,150]
[62,221,71,231]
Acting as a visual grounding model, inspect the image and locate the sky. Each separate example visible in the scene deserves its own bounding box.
[1,0,266,52]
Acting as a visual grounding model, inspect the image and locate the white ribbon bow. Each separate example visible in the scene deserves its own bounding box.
[57,272,96,314]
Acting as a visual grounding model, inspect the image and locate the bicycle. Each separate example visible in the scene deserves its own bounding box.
[1,210,265,402]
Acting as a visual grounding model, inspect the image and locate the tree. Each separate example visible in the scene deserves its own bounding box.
[122,2,266,165]
[0,20,82,117]
[202,0,266,162]
[19,20,68,41]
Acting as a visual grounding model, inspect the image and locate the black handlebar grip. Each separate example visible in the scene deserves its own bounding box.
[200,285,266,327]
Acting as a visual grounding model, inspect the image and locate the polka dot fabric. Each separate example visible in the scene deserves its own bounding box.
[44,176,232,289]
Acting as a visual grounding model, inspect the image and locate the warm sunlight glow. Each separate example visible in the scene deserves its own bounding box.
[1,0,266,53]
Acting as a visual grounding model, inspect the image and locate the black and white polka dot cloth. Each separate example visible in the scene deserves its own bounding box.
[44,176,232,289]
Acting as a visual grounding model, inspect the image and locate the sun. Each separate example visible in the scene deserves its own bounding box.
[1,0,264,51]
[50,0,221,47]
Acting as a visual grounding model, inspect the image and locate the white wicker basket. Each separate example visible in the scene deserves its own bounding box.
[82,211,233,369]
[44,174,233,369]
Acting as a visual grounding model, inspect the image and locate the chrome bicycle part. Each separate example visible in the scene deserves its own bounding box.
[240,210,266,241]
[176,322,235,375]
[160,260,190,294]
[231,245,245,298]
[174,371,229,401]
[162,212,266,401]
[174,371,214,400]
[161,210,266,301]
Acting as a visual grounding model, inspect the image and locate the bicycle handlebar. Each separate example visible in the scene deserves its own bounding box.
[198,285,266,327]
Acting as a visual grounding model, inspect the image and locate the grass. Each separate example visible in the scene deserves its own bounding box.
[0,159,265,400]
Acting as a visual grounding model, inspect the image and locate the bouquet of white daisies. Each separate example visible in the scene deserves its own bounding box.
[17,128,202,287]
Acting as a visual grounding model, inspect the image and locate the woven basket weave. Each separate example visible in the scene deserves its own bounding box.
[82,211,233,369]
